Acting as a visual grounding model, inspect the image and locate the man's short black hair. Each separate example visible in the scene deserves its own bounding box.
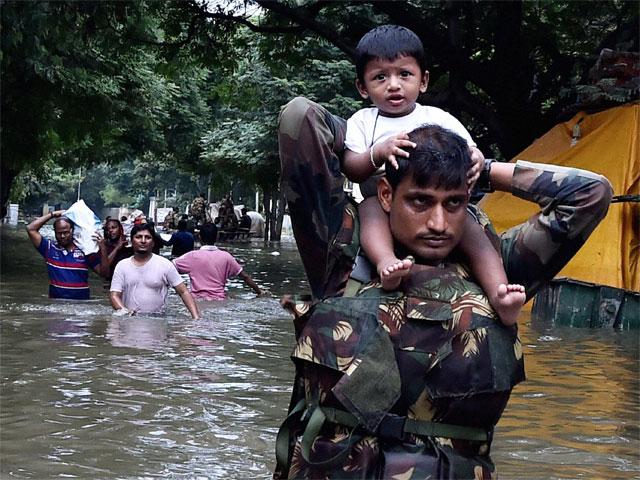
[177,219,187,231]
[54,217,74,231]
[130,223,156,243]
[355,25,427,83]
[385,124,472,191]
[199,223,218,245]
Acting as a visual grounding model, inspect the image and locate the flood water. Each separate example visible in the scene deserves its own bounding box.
[1,225,638,479]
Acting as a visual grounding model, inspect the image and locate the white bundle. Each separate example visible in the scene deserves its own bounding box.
[63,200,102,254]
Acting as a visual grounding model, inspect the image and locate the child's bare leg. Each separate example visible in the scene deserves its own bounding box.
[460,215,526,326]
[359,197,413,290]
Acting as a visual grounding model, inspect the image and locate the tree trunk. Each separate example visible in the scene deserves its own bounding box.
[262,189,271,245]
[273,187,286,242]
[0,165,19,219]
[269,188,278,241]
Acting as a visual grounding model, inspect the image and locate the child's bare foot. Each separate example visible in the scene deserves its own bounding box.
[379,256,414,291]
[493,284,526,326]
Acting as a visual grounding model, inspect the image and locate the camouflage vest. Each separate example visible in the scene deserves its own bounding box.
[275,204,525,479]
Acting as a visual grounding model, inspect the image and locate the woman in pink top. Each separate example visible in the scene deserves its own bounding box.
[173,223,265,300]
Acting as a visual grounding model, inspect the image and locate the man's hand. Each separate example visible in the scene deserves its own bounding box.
[468,146,485,191]
[373,133,416,170]
[92,230,105,248]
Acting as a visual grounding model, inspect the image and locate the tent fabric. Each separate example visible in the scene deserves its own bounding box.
[480,103,639,292]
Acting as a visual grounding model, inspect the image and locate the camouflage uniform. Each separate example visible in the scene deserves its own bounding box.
[276,97,612,479]
[190,196,208,226]
[163,210,176,230]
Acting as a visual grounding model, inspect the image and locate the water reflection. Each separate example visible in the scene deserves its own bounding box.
[106,316,169,350]
[1,225,638,479]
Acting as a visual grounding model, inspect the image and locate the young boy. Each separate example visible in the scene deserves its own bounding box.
[343,25,525,326]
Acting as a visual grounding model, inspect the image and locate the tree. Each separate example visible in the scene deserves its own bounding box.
[163,0,638,159]
[1,1,214,216]
[199,32,360,240]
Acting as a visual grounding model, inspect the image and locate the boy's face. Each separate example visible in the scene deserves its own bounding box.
[378,175,468,265]
[356,55,429,117]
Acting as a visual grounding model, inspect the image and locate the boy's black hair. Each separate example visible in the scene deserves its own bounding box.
[177,219,188,231]
[199,223,218,245]
[355,25,427,83]
[385,124,472,191]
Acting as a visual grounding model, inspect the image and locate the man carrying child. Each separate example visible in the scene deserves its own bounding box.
[274,25,612,479]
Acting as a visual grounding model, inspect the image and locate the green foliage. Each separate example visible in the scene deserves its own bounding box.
[2,0,214,211]
[5,0,637,217]
[199,32,360,191]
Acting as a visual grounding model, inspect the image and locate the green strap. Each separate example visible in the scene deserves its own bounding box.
[322,406,487,442]
[274,398,306,477]
[404,418,487,442]
[301,405,359,468]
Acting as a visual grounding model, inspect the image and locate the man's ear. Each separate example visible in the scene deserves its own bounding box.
[355,79,369,99]
[377,177,394,213]
[420,70,430,93]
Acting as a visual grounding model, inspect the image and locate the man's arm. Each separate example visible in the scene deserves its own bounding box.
[109,290,129,312]
[238,270,266,296]
[174,283,200,319]
[489,160,613,299]
[26,210,64,248]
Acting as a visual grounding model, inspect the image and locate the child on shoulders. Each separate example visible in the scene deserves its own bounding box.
[342,25,525,326]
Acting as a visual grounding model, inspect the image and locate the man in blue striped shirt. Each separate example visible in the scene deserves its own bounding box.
[27,210,108,300]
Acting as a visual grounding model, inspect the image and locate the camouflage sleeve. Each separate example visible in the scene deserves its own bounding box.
[500,160,613,299]
[278,97,350,299]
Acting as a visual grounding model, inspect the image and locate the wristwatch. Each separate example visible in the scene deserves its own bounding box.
[477,158,495,193]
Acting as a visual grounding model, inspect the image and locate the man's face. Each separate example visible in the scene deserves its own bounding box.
[356,55,429,117]
[131,230,154,254]
[54,220,74,248]
[379,176,468,264]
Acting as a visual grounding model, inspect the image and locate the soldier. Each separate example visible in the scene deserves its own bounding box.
[189,193,209,228]
[162,207,178,231]
[274,97,612,479]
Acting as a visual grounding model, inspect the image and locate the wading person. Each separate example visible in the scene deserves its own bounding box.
[165,219,195,258]
[110,223,200,319]
[103,218,133,282]
[173,222,265,300]
[27,210,108,299]
[275,100,612,478]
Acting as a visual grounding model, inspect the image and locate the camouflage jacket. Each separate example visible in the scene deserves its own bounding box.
[190,197,207,219]
[275,97,613,479]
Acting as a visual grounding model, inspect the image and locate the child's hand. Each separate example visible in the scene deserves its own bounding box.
[373,133,416,170]
[467,146,484,191]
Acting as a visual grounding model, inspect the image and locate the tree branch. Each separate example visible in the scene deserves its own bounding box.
[255,0,356,58]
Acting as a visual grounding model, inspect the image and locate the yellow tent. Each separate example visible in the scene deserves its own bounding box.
[480,103,639,292]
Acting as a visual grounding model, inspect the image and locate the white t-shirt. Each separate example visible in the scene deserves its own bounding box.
[345,103,476,155]
[344,104,476,201]
[111,254,184,314]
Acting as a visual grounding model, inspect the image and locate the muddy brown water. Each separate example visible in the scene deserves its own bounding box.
[1,225,638,479]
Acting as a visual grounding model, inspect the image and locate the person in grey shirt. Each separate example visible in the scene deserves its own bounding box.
[110,223,200,319]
